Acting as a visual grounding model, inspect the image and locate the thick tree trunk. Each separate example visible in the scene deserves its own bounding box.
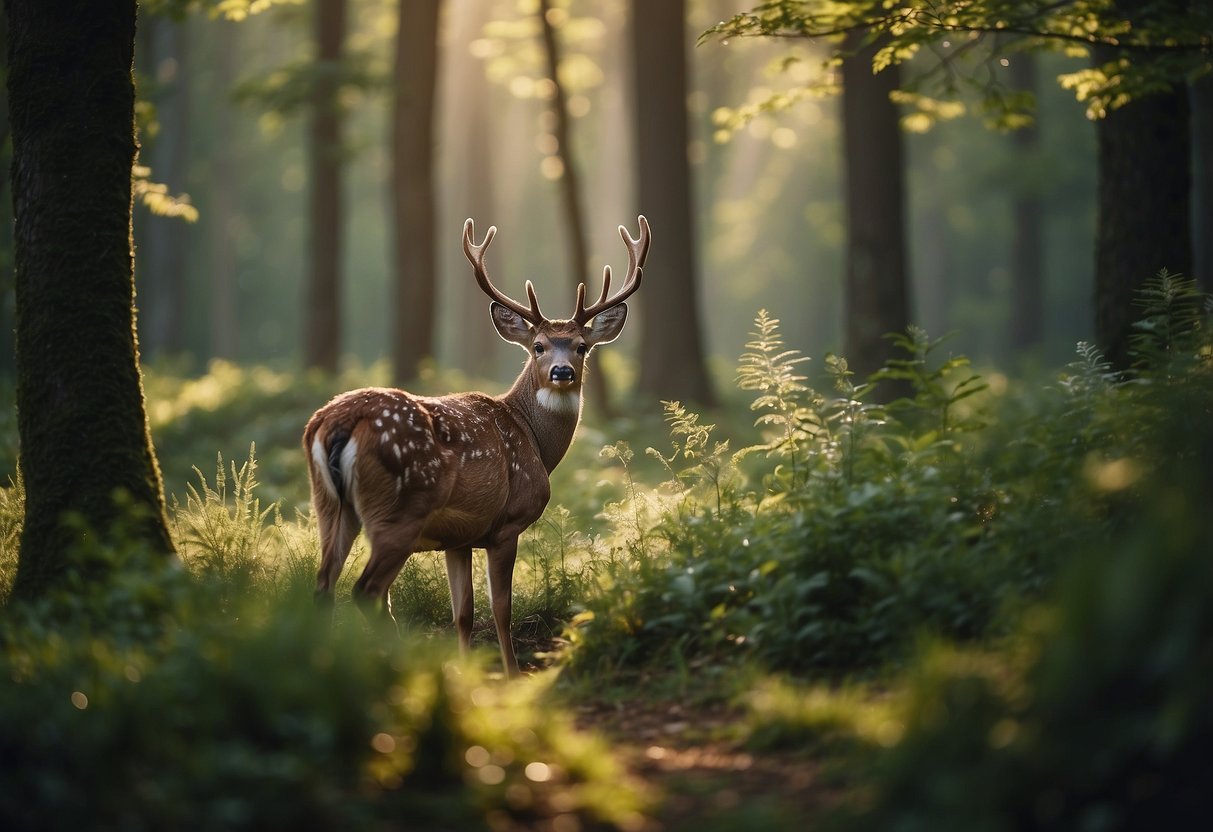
[630,0,716,406]
[1094,85,1191,368]
[1093,1,1194,368]
[391,0,440,385]
[8,0,175,599]
[304,0,346,372]
[1009,55,1044,352]
[840,32,910,382]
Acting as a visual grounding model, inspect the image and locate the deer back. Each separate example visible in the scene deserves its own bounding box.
[304,387,552,551]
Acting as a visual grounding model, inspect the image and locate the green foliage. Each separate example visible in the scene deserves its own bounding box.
[0,452,647,831]
[568,289,1213,678]
[0,606,646,831]
[841,392,1213,831]
[701,1,1213,125]
[0,469,25,604]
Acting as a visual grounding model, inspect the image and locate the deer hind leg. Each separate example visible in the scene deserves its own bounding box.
[486,537,521,678]
[312,488,362,612]
[352,517,423,633]
[445,547,474,656]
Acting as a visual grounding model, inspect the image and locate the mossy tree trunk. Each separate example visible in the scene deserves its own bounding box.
[7,0,175,599]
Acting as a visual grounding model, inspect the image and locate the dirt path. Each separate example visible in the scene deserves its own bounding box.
[571,697,836,831]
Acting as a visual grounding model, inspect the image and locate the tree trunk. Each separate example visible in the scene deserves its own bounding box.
[1093,1,1193,368]
[8,0,175,599]
[1191,73,1212,291]
[630,0,716,406]
[1009,55,1044,352]
[538,0,614,413]
[446,0,497,377]
[0,11,13,378]
[135,14,193,359]
[391,0,440,385]
[1094,89,1191,368]
[209,16,240,359]
[304,0,346,372]
[840,32,910,382]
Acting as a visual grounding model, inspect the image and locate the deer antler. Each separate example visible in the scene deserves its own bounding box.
[572,215,650,325]
[463,218,545,324]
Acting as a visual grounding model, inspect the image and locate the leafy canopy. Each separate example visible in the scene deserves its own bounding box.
[701,0,1213,126]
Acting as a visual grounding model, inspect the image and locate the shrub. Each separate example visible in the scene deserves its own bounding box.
[843,386,1213,831]
[569,282,1211,678]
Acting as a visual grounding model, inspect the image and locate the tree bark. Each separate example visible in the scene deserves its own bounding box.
[1094,87,1191,368]
[1191,73,1212,291]
[1092,0,1193,368]
[8,0,175,599]
[630,0,716,406]
[1009,55,1044,352]
[391,0,441,384]
[304,0,347,372]
[840,31,910,382]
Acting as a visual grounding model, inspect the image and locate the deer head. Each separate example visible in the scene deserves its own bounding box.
[462,215,650,417]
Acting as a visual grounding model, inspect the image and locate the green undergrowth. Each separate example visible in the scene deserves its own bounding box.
[564,271,1213,682]
[0,496,649,831]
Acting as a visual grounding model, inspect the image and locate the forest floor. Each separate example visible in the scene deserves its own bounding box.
[572,696,836,831]
[519,639,845,831]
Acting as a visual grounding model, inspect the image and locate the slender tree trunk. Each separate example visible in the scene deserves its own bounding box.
[538,0,613,413]
[8,0,175,599]
[137,14,193,358]
[392,0,441,385]
[1191,74,1212,291]
[209,16,239,359]
[1009,55,1044,352]
[630,0,716,406]
[305,0,346,372]
[447,0,497,377]
[840,31,910,382]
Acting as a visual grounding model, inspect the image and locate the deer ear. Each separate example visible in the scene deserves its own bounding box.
[490,301,533,345]
[584,303,627,346]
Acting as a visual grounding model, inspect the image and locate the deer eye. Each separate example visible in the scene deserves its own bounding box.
[576,343,588,356]
[533,343,545,356]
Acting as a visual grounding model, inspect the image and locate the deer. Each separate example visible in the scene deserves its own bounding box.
[303,215,650,677]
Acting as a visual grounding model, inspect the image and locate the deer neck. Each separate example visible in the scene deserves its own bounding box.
[500,366,582,473]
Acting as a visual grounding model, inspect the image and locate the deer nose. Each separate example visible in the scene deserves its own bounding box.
[550,365,575,383]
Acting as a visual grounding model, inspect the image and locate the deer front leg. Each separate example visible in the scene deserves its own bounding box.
[486,537,521,678]
[445,546,474,656]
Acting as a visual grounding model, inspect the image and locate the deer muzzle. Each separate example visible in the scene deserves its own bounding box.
[549,365,575,384]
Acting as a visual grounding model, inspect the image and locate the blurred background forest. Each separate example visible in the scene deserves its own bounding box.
[0,0,1161,391]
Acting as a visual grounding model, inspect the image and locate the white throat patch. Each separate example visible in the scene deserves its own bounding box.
[536,388,581,416]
